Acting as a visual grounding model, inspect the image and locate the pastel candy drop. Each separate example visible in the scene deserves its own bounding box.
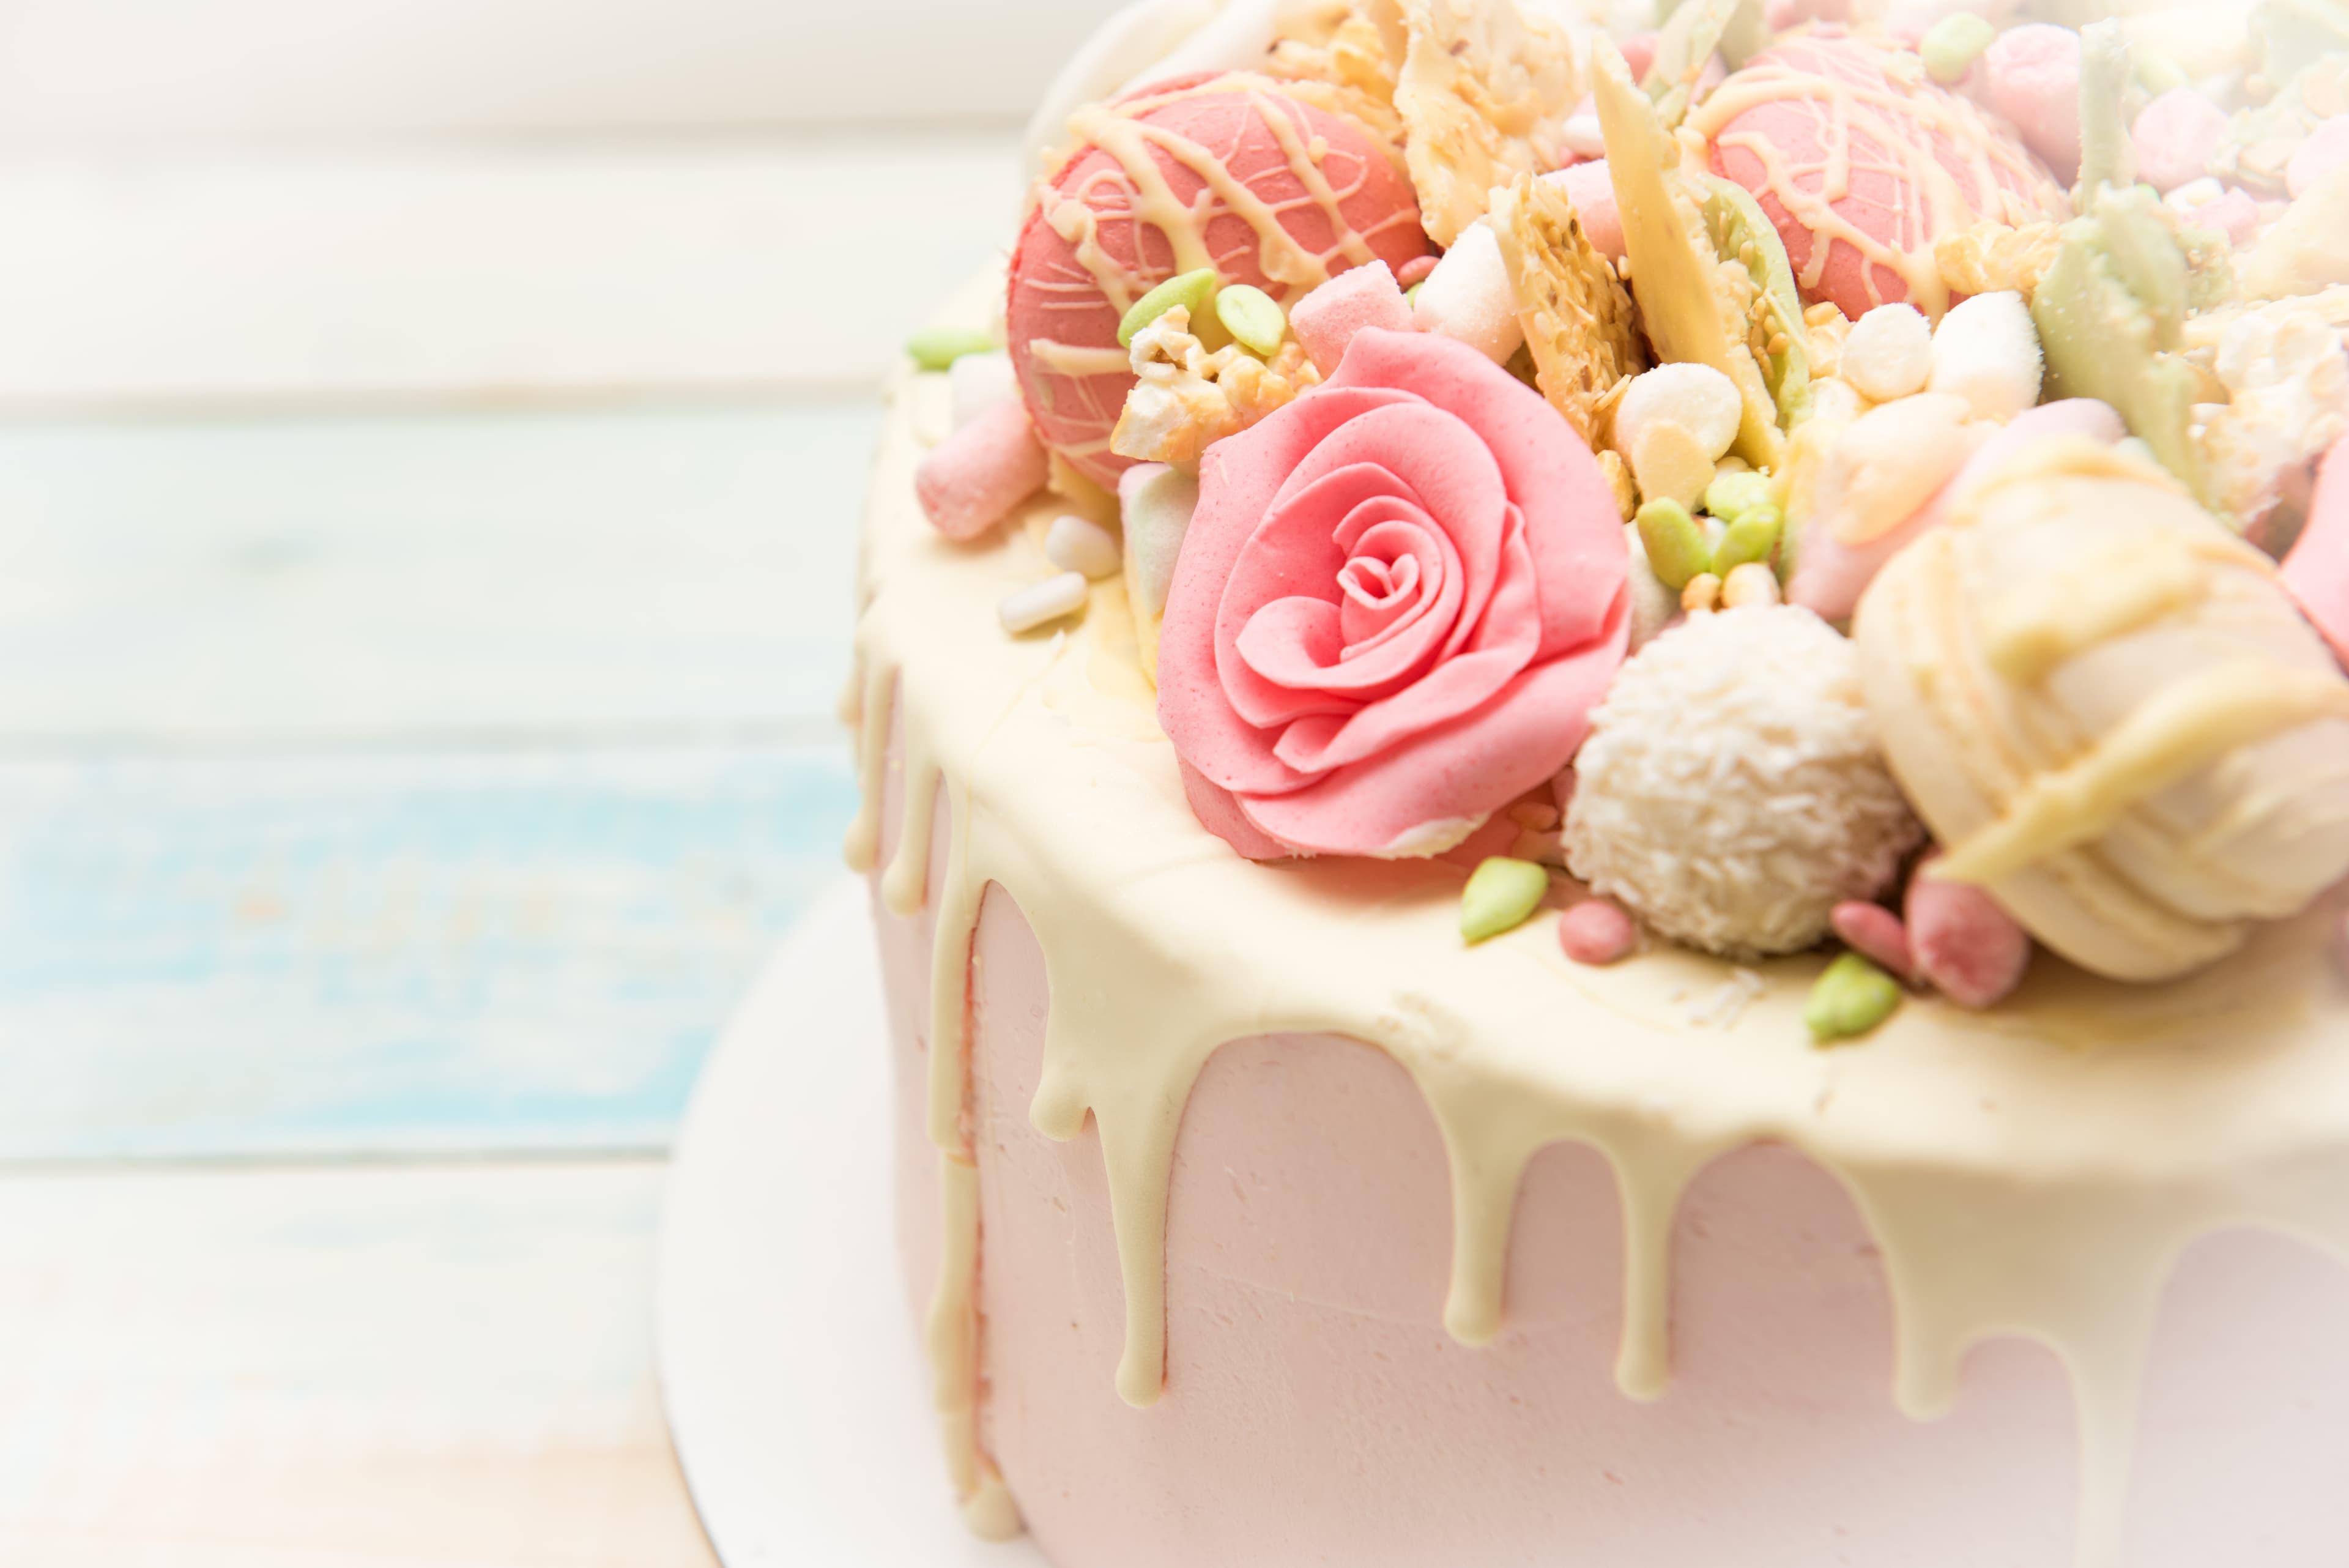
[916,398,1050,541]
[1983,23,2084,184]
[1704,34,2063,319]
[1007,75,1432,489]
[1805,953,1904,1043]
[2132,87,2229,195]
[1842,303,1934,402]
[1291,261,1416,379]
[998,571,1091,634]
[1559,897,1638,965]
[1617,362,1743,464]
[1395,255,1439,288]
[1045,515,1122,580]
[1719,560,1783,608]
[2282,431,2349,666]
[1412,223,1524,365]
[1461,857,1551,945]
[1831,900,1915,981]
[1541,162,1624,262]
[1907,855,2033,1009]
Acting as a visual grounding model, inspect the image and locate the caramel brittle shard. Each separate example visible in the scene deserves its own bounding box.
[1936,221,2066,302]
[1269,0,1412,158]
[1393,0,1583,247]
[1491,173,1649,444]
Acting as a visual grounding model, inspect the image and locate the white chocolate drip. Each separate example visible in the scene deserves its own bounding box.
[856,281,2349,1568]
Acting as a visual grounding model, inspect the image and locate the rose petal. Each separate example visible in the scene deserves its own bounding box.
[1327,330,1627,658]
[1269,511,1545,775]
[1241,592,1631,855]
[1234,503,1463,702]
[1159,385,1416,796]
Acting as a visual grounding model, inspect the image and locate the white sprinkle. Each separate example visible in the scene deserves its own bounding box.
[999,571,1089,634]
[1044,514,1122,579]
[1683,968,1767,1028]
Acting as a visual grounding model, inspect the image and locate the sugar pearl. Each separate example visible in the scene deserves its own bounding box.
[1559,898,1639,965]
[1044,515,1121,579]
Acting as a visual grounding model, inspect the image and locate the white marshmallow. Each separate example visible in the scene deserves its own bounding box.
[1622,521,1681,651]
[1841,303,1935,402]
[1412,221,1524,365]
[1119,463,1200,619]
[1045,514,1122,579]
[999,571,1090,634]
[1929,291,2043,422]
[1560,113,1607,160]
[1616,362,1744,463]
[951,349,1021,428]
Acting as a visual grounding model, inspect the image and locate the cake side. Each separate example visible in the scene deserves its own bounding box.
[852,325,2349,1562]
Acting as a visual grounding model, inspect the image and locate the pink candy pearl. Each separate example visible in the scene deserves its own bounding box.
[1906,855,2033,1010]
[1830,901,1915,982]
[1560,898,1638,965]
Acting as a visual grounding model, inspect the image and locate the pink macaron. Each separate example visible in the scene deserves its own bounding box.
[1706,33,2066,319]
[1007,73,1431,490]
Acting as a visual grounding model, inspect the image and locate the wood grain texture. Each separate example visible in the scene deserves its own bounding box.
[0,741,855,1160]
[0,0,1119,144]
[0,136,1022,411]
[0,404,870,743]
[0,1158,716,1567]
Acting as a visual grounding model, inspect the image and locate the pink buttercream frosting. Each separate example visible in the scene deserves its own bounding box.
[1157,329,1629,860]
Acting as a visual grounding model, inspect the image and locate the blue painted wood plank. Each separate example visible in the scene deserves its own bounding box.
[0,741,855,1160]
[0,402,872,745]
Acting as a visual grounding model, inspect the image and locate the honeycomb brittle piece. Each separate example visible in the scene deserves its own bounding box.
[1491,173,1649,444]
[1935,220,2066,302]
[1394,0,1583,247]
[1269,0,1411,158]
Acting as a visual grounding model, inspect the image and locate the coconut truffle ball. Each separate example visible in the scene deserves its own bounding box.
[1564,605,1923,957]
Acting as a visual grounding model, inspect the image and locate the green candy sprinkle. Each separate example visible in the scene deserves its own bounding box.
[1920,12,1995,83]
[1636,497,1711,592]
[1461,856,1550,945]
[1118,268,1222,349]
[1702,469,1773,522]
[906,325,999,372]
[1806,954,1904,1044]
[1712,503,1784,576]
[1215,284,1288,357]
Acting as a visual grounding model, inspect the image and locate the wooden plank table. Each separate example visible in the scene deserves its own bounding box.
[0,127,1023,1563]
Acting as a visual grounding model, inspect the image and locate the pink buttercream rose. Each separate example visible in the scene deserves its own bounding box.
[1157,329,1630,860]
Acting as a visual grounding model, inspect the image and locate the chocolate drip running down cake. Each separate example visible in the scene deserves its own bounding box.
[847,1,2349,1562]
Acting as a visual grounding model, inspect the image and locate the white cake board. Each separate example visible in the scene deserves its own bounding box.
[657,875,1046,1568]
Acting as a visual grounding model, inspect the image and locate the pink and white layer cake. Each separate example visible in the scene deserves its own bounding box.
[846,1,2349,1563]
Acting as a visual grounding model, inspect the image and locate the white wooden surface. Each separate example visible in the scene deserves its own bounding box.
[0,0,1123,146]
[0,121,1024,1559]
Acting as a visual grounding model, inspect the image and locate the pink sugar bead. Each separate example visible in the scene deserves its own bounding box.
[2187,187,2262,247]
[1983,23,2083,184]
[1290,261,1418,378]
[1830,901,1915,982]
[2132,87,2230,194]
[1542,162,1625,262]
[1395,254,1439,288]
[1906,855,2033,1010]
[915,398,1049,541]
[2290,114,2349,199]
[1559,898,1638,965]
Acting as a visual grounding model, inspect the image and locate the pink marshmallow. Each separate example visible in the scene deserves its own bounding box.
[1559,898,1638,965]
[2132,88,2230,194]
[1541,162,1626,262]
[2290,114,2349,199]
[1983,23,2083,184]
[1290,261,1417,379]
[1830,901,1915,982]
[1906,854,2033,1010]
[2282,430,2349,666]
[2186,187,2262,247]
[915,397,1048,541]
